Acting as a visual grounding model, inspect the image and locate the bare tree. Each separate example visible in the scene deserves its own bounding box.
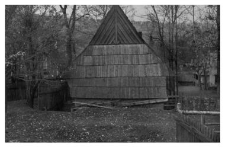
[59,5,77,68]
[59,5,91,68]
[216,5,220,93]
[146,5,188,94]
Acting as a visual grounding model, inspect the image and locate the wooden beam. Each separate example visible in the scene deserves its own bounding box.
[177,103,220,115]
[72,101,114,109]
[214,131,220,134]
[205,123,220,126]
[115,10,118,44]
[121,98,168,107]
[167,95,179,98]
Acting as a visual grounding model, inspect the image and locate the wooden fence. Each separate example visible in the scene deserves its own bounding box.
[6,80,26,101]
[175,115,220,142]
[178,96,219,111]
[6,78,70,111]
[164,95,220,111]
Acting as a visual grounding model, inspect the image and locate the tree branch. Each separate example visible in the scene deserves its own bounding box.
[60,5,69,28]
[151,6,164,43]
[70,5,76,34]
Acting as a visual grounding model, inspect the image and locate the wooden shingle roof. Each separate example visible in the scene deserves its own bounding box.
[89,5,145,45]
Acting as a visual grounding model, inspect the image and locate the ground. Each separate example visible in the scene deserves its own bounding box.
[5,85,220,142]
[5,100,176,142]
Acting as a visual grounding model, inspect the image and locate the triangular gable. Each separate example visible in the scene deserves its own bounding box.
[89,5,145,45]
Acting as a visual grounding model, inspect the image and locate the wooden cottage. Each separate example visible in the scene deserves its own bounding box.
[67,5,169,105]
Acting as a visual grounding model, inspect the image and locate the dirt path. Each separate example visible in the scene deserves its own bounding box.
[6,100,176,142]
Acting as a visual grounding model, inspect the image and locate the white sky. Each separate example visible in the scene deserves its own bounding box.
[133,5,148,21]
[55,5,148,21]
[55,5,207,22]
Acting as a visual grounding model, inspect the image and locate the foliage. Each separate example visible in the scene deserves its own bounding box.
[5,5,65,108]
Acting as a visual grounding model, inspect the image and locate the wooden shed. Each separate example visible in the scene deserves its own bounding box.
[67,5,169,105]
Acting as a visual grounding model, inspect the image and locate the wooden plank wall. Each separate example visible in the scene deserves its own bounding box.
[68,44,168,99]
[6,82,26,101]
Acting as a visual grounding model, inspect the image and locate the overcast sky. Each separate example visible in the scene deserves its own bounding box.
[133,5,148,21]
[133,5,206,22]
[55,5,148,21]
[55,5,207,22]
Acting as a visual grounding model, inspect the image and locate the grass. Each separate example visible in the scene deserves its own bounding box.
[6,100,177,142]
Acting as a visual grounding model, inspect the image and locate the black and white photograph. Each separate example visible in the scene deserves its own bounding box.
[4,0,221,143]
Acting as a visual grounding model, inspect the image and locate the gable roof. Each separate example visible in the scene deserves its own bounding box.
[89,5,145,45]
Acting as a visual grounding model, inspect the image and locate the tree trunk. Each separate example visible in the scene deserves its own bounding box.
[5,82,7,113]
[171,6,174,71]
[66,31,73,68]
[60,5,76,69]
[26,81,32,107]
[26,80,40,108]
[204,69,207,90]
[175,5,179,95]
[26,85,35,108]
[25,7,36,108]
[216,5,220,94]
[198,72,202,90]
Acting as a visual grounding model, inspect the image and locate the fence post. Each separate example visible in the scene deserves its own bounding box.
[176,121,179,142]
[193,100,196,111]
[201,115,205,125]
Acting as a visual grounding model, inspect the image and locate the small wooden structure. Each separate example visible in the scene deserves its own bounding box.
[66,6,169,105]
[38,80,70,111]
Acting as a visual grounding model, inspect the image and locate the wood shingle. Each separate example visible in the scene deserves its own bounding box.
[90,6,145,45]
